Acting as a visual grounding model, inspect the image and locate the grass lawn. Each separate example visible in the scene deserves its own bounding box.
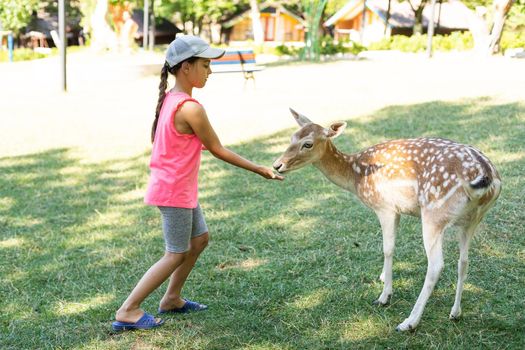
[1,97,524,349]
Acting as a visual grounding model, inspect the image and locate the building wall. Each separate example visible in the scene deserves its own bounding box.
[229,12,304,42]
[230,18,252,41]
[334,9,386,43]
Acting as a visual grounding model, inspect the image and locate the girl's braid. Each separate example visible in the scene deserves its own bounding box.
[151,62,169,143]
[150,57,198,143]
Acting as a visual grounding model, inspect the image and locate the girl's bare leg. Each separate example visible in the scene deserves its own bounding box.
[115,251,186,323]
[159,233,209,310]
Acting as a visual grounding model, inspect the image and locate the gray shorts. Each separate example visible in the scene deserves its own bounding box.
[158,204,208,253]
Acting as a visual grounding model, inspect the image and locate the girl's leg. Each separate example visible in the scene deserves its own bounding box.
[159,232,209,310]
[115,251,186,323]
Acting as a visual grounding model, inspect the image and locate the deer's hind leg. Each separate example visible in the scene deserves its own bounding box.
[375,211,400,306]
[396,212,446,331]
[449,223,475,320]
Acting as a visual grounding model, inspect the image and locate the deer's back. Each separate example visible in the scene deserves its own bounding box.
[352,138,500,217]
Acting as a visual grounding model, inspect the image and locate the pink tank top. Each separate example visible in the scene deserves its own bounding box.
[144,91,203,208]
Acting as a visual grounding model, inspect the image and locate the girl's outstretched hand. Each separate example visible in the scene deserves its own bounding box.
[257,166,284,180]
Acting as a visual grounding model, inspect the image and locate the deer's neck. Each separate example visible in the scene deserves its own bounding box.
[313,140,358,193]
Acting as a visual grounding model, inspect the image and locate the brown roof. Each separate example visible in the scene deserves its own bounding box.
[325,0,474,30]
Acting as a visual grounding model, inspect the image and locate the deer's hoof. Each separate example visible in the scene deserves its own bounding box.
[373,294,391,306]
[449,309,462,321]
[395,319,417,332]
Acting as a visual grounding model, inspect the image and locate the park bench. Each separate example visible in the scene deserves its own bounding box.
[211,49,264,81]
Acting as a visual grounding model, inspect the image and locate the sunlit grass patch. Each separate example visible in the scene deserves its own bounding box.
[340,315,392,341]
[290,289,329,310]
[54,294,114,316]
[0,237,23,248]
[216,257,269,272]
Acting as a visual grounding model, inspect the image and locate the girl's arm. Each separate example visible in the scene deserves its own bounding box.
[180,102,283,180]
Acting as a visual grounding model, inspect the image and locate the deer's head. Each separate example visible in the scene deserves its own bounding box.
[273,108,347,174]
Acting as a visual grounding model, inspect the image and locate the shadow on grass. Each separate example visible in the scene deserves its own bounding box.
[1,97,524,349]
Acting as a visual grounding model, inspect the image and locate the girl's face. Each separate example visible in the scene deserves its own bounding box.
[186,58,212,88]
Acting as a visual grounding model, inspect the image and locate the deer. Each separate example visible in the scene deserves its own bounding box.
[273,109,501,331]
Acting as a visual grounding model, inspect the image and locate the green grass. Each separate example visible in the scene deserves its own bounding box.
[1,97,524,349]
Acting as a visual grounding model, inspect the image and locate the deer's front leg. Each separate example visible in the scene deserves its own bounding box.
[374,211,399,306]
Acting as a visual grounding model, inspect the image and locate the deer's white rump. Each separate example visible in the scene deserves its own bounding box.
[273,109,501,331]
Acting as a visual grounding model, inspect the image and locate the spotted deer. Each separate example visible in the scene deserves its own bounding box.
[273,109,501,331]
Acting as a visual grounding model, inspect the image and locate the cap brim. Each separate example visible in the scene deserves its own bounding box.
[195,47,225,60]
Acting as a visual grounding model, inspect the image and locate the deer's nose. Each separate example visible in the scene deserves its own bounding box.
[273,162,283,172]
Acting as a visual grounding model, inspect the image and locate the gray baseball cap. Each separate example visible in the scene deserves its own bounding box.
[165,35,225,68]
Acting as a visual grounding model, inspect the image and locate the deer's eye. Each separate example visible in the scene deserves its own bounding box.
[302,142,313,149]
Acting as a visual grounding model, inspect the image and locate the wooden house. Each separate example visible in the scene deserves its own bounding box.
[222,3,305,43]
[324,0,474,44]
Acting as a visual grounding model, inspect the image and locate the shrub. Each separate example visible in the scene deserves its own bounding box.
[320,35,348,55]
[500,31,525,50]
[275,44,297,56]
[368,32,474,53]
[0,48,51,62]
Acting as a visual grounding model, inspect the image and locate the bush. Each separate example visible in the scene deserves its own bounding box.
[500,31,525,50]
[320,35,347,55]
[368,32,474,53]
[0,48,53,62]
[346,40,367,55]
[274,44,299,56]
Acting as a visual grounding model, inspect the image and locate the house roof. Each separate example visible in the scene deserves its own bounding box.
[222,2,305,28]
[324,0,474,30]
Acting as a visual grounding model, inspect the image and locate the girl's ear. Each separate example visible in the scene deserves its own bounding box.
[325,122,347,138]
[181,61,191,73]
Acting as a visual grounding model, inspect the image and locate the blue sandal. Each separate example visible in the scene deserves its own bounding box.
[112,312,164,331]
[158,299,208,314]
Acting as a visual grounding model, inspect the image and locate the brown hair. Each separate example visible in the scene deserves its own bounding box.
[151,57,199,143]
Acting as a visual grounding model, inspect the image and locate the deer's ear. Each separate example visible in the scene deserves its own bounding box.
[326,122,347,138]
[289,108,312,127]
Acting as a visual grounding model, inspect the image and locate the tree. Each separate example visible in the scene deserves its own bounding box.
[405,0,430,34]
[0,0,39,33]
[301,0,329,61]
[486,0,516,53]
[156,0,248,41]
[466,0,519,54]
[249,0,264,44]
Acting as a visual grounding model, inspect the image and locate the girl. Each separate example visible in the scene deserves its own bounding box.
[112,35,283,331]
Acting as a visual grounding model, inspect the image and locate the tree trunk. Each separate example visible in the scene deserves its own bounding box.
[384,0,392,35]
[426,0,437,58]
[487,0,515,54]
[249,0,264,45]
[90,0,117,50]
[414,8,424,34]
[360,1,367,44]
[407,0,427,35]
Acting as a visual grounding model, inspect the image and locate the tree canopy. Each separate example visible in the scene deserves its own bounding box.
[0,0,39,33]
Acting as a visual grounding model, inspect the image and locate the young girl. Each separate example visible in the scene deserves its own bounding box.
[112,36,283,331]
